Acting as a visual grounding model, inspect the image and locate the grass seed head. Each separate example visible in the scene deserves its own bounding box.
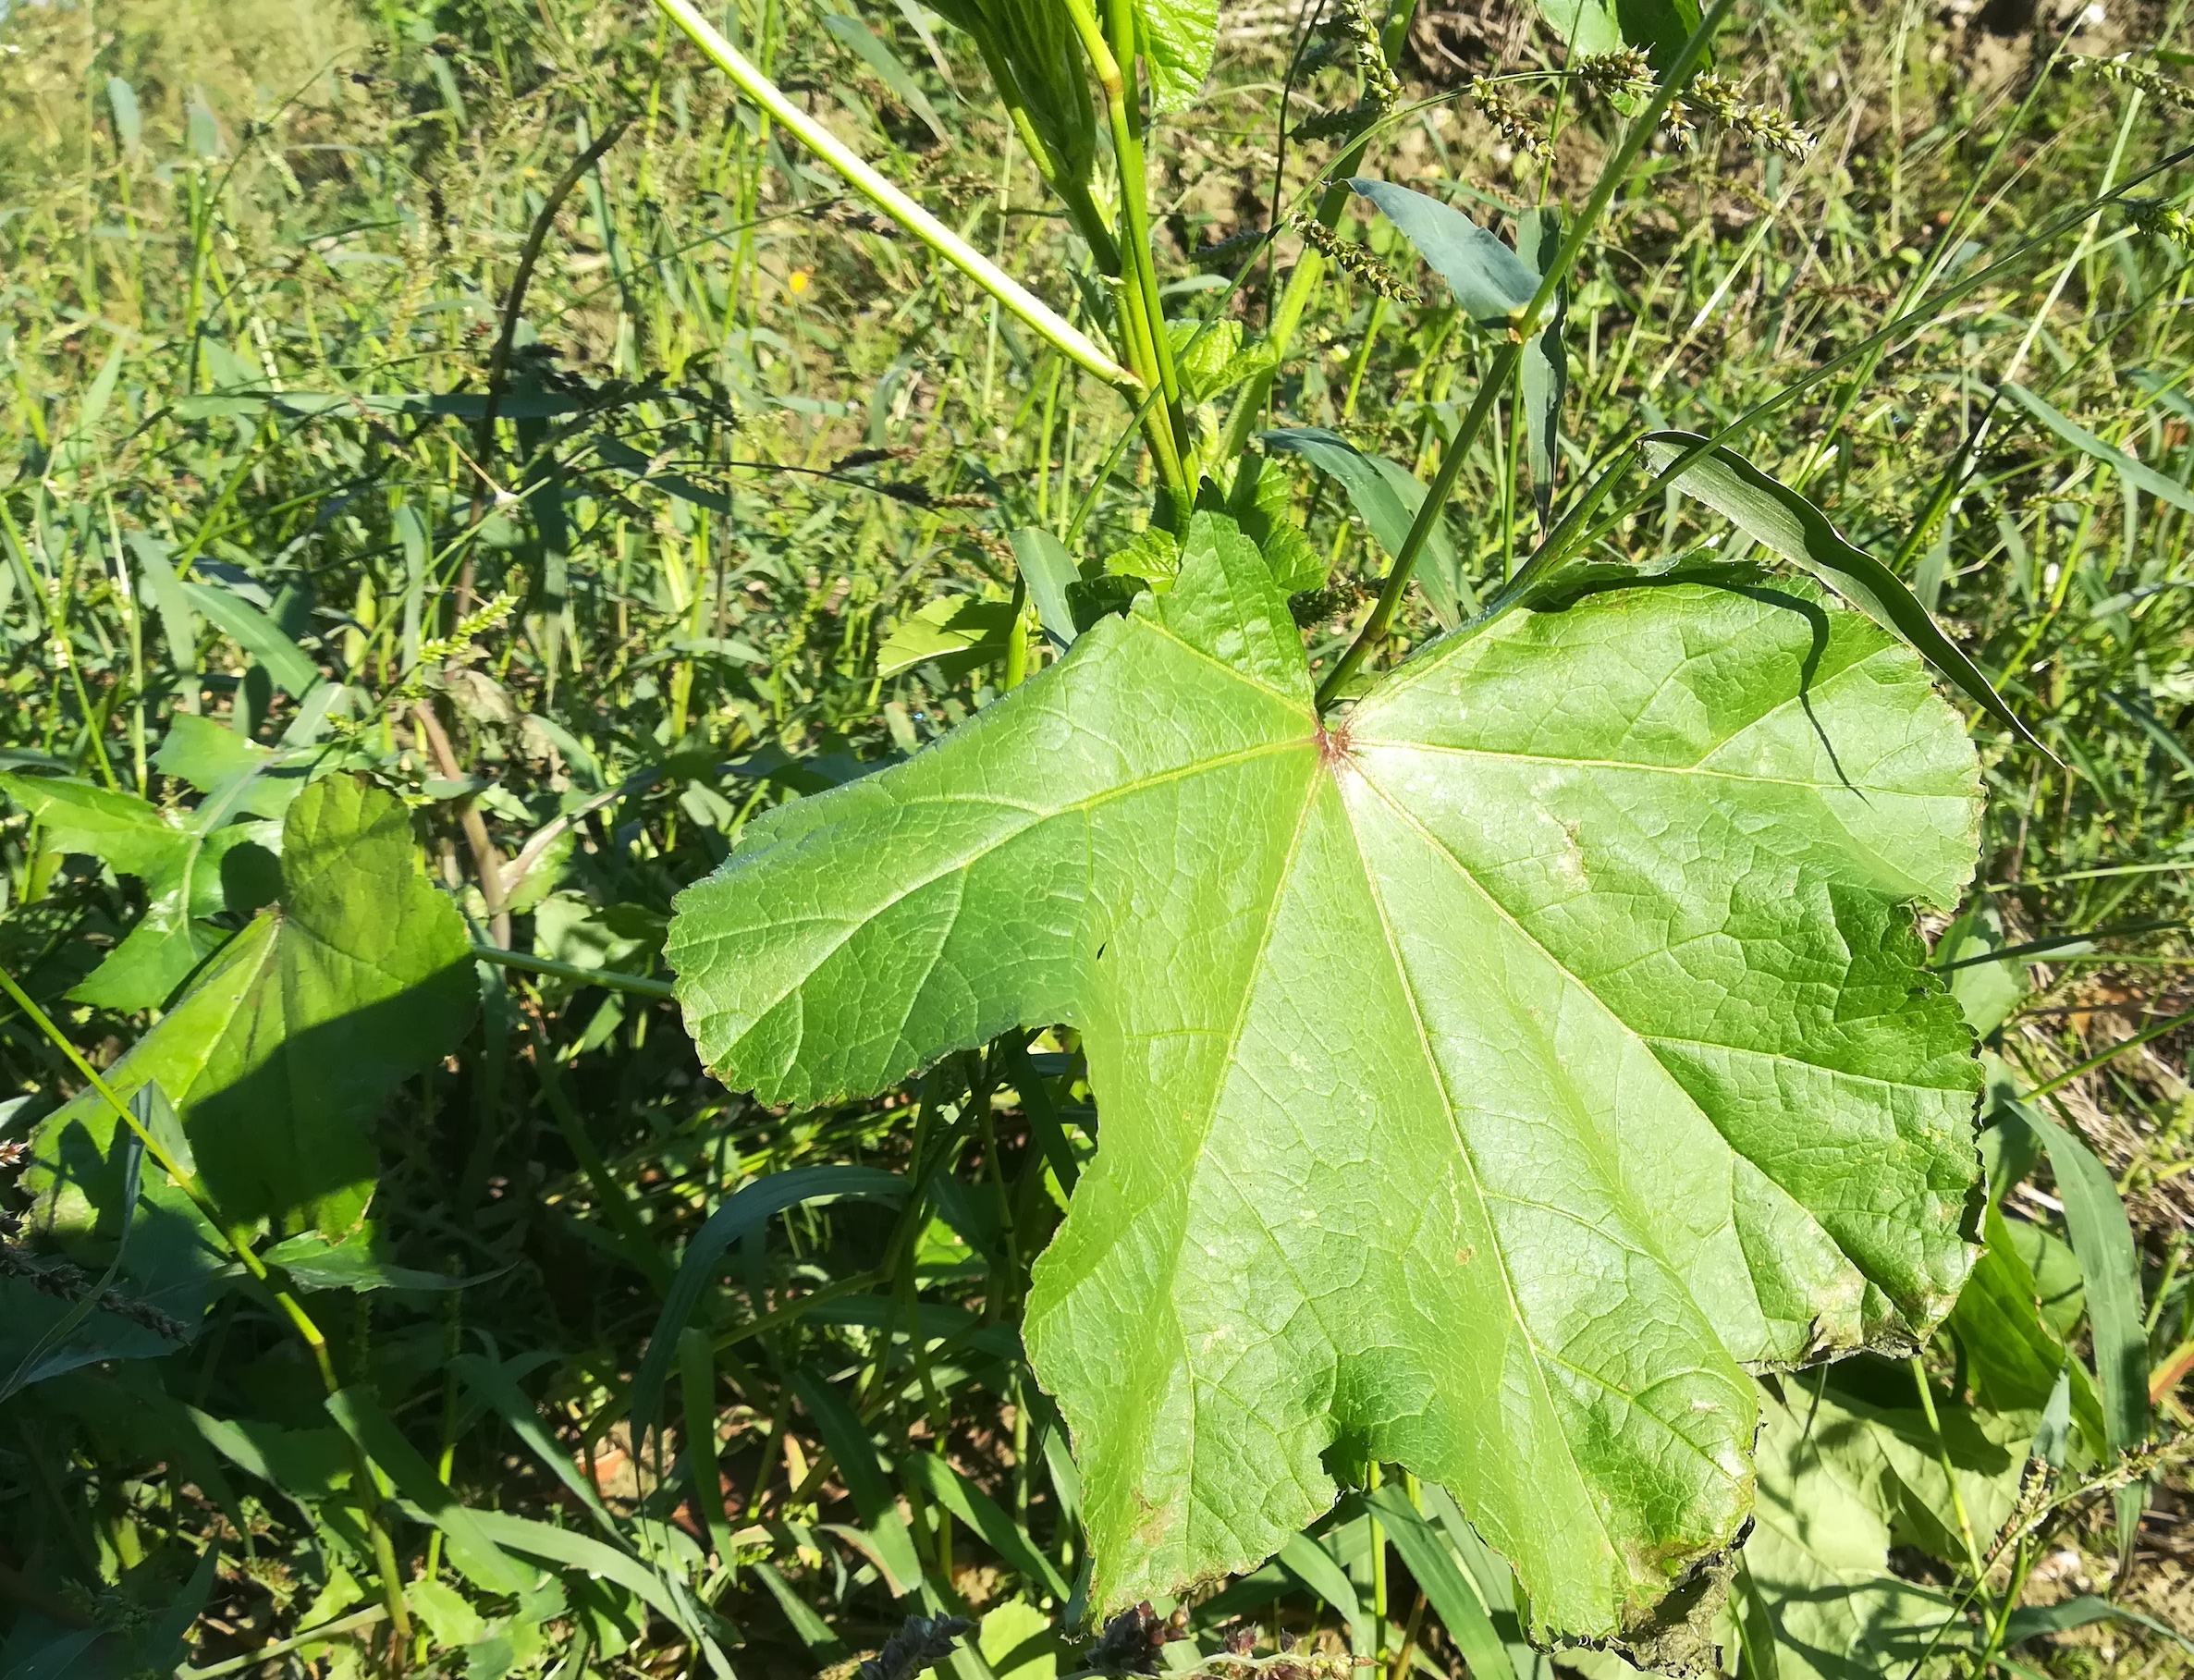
[1470,76,1551,161]
[1291,210,1420,304]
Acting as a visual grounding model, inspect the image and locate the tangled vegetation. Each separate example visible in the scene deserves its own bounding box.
[5,0,2194,1675]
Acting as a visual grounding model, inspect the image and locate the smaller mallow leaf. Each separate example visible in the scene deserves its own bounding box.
[29,776,476,1236]
[0,773,183,881]
[1741,1384,1964,1680]
[1226,457,1326,596]
[1134,0,1219,112]
[669,508,1984,1644]
[1642,431,2047,755]
[1261,428,1469,625]
[1348,178,1537,326]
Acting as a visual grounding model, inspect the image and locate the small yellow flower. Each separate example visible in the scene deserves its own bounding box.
[788,267,813,297]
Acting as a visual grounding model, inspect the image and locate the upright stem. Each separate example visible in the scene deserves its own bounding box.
[1314,0,1735,708]
[1060,0,1193,497]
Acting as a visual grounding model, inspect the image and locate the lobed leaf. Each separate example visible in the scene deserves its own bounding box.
[27,777,476,1235]
[667,510,1983,1641]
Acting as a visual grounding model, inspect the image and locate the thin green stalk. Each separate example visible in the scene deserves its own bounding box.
[471,942,676,999]
[1909,1356,1988,1581]
[652,0,1137,395]
[1317,0,1734,708]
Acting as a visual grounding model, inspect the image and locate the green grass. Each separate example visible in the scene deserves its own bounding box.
[3,0,2194,1674]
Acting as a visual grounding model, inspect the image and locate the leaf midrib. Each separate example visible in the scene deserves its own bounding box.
[1345,756,1877,1349]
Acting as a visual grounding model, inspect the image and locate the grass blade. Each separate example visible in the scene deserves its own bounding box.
[791,1368,926,1597]
[2002,1095,2150,1553]
[2000,382,2194,516]
[1641,431,2048,754]
[325,1387,531,1595]
[628,1166,907,1451]
[1366,1485,1514,1680]
[901,1451,1071,1600]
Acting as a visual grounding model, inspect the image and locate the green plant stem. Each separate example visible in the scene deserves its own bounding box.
[471,942,677,999]
[1908,1355,1988,1580]
[1058,0,1192,497]
[1315,0,1733,707]
[1315,341,1516,706]
[0,963,415,1650]
[651,0,1137,395]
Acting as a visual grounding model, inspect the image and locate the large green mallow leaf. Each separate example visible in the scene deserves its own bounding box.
[667,512,1983,1640]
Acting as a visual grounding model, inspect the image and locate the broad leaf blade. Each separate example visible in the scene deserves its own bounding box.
[1134,0,1218,111]
[1261,428,1466,625]
[1533,0,1706,70]
[1347,179,1537,326]
[1741,1384,1963,1680]
[1641,431,2046,754]
[668,512,1983,1640]
[878,596,1019,679]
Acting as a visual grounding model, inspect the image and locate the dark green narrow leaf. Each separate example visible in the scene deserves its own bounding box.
[182,581,324,699]
[467,1508,717,1649]
[1010,528,1082,648]
[1367,1486,1515,1680]
[755,1561,851,1662]
[1260,428,1466,626]
[627,1165,907,1448]
[901,1451,1071,1599]
[325,1386,531,1594]
[791,1368,926,1596]
[2004,1594,2194,1656]
[2000,382,2194,516]
[451,1354,619,1532]
[1641,431,2048,755]
[1346,179,1537,326]
[1516,206,1566,532]
[2002,1096,2148,1551]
